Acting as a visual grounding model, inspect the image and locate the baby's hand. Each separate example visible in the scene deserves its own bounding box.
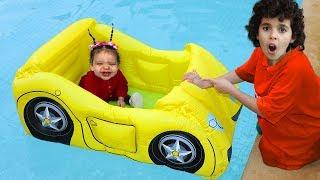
[184,70,213,89]
[117,97,126,107]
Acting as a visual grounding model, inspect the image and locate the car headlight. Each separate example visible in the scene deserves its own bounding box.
[208,113,224,131]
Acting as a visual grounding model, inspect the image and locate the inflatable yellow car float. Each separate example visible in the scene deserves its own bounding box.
[13,18,242,178]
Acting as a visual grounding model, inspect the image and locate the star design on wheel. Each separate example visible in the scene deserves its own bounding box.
[162,140,192,163]
[35,106,62,131]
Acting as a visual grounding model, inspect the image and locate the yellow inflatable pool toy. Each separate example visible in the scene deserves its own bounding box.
[13,18,242,178]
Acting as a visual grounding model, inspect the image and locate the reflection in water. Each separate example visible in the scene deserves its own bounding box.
[52,12,72,21]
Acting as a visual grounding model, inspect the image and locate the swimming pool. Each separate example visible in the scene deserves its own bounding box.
[0,0,288,179]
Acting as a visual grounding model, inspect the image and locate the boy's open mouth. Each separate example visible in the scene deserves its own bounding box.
[268,44,277,52]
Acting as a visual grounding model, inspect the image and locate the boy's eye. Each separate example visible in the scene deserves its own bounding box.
[262,26,269,31]
[279,27,287,33]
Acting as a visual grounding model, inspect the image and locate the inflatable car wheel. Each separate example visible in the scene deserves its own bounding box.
[149,131,205,173]
[24,97,74,145]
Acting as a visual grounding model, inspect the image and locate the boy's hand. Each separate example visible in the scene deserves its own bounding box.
[184,71,213,89]
[184,70,200,81]
[211,78,235,94]
[117,97,126,107]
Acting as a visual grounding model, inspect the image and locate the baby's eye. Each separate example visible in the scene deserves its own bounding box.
[96,63,103,65]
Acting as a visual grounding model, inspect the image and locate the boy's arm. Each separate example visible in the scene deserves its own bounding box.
[211,78,262,116]
[184,70,244,88]
[215,70,244,84]
[229,87,262,116]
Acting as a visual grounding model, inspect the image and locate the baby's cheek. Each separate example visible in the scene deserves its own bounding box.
[113,66,119,71]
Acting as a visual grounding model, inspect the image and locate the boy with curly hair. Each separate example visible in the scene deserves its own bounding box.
[184,0,320,170]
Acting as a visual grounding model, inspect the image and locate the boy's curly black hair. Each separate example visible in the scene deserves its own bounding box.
[245,0,305,51]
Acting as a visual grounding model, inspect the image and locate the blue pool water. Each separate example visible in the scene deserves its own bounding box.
[0,0,299,179]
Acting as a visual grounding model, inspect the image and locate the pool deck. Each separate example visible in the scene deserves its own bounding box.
[242,0,320,179]
[304,0,320,76]
[243,136,320,179]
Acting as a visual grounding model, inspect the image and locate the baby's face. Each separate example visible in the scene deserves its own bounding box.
[257,17,294,64]
[90,51,118,80]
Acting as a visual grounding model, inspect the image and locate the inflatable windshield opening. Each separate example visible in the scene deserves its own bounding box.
[13,18,242,179]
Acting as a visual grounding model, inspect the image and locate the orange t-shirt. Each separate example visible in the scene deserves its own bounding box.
[235,47,320,170]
